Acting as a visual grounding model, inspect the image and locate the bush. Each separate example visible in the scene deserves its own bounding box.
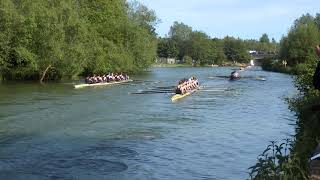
[249,140,308,180]
[183,55,193,65]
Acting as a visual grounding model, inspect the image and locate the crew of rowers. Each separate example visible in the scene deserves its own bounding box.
[175,77,199,95]
[85,73,129,84]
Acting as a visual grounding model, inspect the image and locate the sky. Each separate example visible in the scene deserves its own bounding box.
[138,0,318,41]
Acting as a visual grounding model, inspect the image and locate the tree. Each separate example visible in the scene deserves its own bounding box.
[183,55,193,65]
[168,21,193,60]
[127,0,160,36]
[223,37,250,63]
[293,13,314,28]
[0,0,159,81]
[280,16,320,66]
[168,21,192,41]
[157,38,178,58]
[210,39,226,65]
[187,31,211,65]
[259,33,270,44]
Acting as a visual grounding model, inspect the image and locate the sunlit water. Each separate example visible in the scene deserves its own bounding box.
[0,67,296,179]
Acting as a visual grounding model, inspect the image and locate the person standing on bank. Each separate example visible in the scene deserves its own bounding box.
[313,45,320,90]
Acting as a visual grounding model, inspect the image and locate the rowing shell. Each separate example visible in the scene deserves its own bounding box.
[171,88,199,102]
[74,79,133,89]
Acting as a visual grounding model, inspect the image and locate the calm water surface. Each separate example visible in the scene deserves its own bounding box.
[0,67,296,180]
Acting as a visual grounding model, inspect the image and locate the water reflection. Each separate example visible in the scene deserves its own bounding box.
[0,67,296,179]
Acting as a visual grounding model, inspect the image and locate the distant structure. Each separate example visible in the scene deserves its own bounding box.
[167,58,176,64]
[248,50,278,66]
[249,50,257,55]
[156,57,176,64]
[248,50,277,60]
[250,60,254,66]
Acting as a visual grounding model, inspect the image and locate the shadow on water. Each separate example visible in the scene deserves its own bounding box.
[0,137,138,179]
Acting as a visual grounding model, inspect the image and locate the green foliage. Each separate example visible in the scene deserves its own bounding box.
[159,22,277,66]
[0,0,158,81]
[169,21,193,42]
[249,140,308,180]
[223,36,250,63]
[209,39,227,65]
[168,21,193,60]
[183,55,193,65]
[157,38,178,58]
[128,0,159,36]
[260,58,295,74]
[243,38,278,52]
[260,33,270,44]
[187,31,211,65]
[280,14,320,66]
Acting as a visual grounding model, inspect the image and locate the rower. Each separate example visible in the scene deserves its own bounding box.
[88,76,94,84]
[85,76,90,84]
[230,71,240,80]
[175,87,182,94]
[92,74,98,83]
[102,75,107,82]
[97,75,103,83]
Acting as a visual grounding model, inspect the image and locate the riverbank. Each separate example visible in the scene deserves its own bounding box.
[260,57,297,74]
[220,62,248,67]
[261,64,294,74]
[151,64,193,68]
[152,62,248,68]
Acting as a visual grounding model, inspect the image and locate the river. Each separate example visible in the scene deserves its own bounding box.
[0,67,296,180]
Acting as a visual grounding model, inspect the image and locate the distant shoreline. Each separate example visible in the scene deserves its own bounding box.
[152,63,248,68]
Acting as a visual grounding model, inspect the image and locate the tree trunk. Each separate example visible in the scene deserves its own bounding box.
[40,64,52,83]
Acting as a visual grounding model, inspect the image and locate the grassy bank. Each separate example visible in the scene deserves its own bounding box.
[260,57,292,74]
[260,57,300,74]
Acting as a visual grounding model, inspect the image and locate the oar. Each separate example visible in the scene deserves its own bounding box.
[153,86,176,89]
[148,88,174,91]
[200,89,230,92]
[208,76,229,79]
[141,90,173,93]
[130,91,174,95]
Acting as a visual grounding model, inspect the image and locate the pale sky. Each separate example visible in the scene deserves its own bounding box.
[138,0,318,41]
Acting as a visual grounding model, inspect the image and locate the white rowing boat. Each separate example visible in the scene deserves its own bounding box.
[74,79,133,89]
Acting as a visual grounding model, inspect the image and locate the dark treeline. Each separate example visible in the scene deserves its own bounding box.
[0,0,158,81]
[157,21,278,65]
[250,13,320,179]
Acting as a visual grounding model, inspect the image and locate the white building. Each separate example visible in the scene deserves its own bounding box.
[167,58,176,64]
[248,50,257,55]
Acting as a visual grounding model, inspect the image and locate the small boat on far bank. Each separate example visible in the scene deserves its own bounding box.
[74,79,132,89]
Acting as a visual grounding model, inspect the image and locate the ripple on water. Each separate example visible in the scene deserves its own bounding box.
[82,146,139,158]
[0,144,138,179]
[0,68,296,180]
